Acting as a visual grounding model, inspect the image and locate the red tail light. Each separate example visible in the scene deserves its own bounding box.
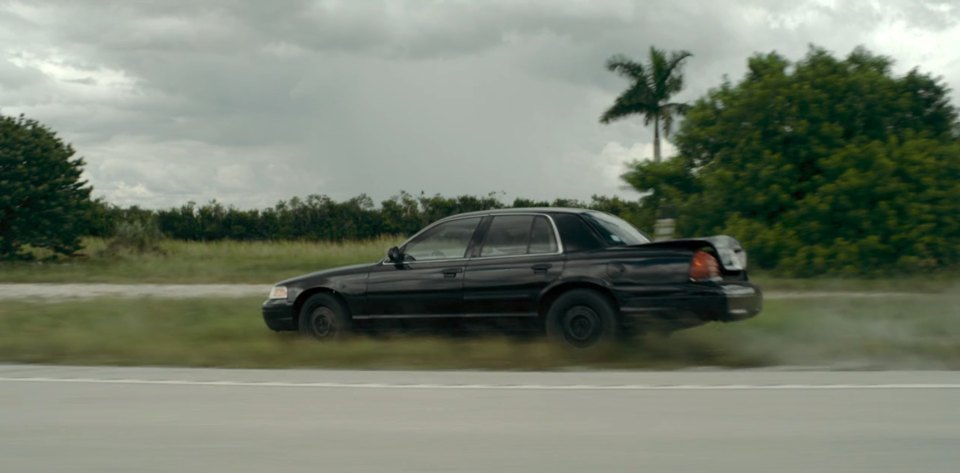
[690,250,721,281]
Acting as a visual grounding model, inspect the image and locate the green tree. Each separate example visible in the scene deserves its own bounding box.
[600,47,693,162]
[0,114,94,259]
[633,46,960,275]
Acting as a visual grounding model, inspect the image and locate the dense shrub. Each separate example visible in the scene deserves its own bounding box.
[101,218,165,256]
[626,46,960,275]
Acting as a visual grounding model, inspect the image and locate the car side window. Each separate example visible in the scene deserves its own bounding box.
[480,215,557,257]
[403,217,481,261]
[528,216,558,254]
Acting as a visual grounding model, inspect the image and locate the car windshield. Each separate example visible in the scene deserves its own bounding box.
[582,212,650,246]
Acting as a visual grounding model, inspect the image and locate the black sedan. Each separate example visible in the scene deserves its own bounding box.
[262,208,761,347]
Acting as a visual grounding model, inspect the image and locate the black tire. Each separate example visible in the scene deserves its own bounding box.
[298,293,351,340]
[545,289,618,348]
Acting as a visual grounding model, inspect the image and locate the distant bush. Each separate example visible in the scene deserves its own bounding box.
[101,219,165,256]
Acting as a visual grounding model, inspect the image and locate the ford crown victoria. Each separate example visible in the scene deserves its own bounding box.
[262,208,761,347]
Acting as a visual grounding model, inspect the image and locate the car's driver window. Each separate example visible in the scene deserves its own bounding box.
[403,217,481,261]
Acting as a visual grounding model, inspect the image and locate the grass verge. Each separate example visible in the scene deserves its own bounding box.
[1,237,955,291]
[1,295,957,369]
[751,272,959,293]
[0,237,398,284]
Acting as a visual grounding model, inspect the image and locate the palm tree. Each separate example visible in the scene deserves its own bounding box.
[600,47,692,163]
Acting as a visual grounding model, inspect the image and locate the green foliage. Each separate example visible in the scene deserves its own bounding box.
[0,114,94,259]
[601,46,692,161]
[89,193,648,243]
[627,46,960,275]
[621,158,699,222]
[102,218,165,256]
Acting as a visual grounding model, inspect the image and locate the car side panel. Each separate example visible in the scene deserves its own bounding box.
[463,254,564,316]
[561,248,760,328]
[363,260,466,317]
[321,272,370,316]
[561,248,694,309]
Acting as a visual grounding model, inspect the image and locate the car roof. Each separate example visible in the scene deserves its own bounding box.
[440,207,592,220]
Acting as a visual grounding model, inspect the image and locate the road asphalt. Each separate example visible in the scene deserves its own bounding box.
[1,365,958,472]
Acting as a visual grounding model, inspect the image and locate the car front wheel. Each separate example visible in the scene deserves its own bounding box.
[546,289,618,348]
[298,293,351,340]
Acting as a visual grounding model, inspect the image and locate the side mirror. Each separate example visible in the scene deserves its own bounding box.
[387,246,403,263]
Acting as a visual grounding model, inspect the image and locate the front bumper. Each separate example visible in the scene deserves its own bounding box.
[262,299,296,331]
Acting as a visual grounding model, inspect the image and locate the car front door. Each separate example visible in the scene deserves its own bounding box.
[364,217,482,317]
[462,214,564,316]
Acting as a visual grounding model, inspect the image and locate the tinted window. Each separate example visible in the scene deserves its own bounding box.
[582,212,649,246]
[478,215,558,257]
[528,216,558,254]
[480,215,534,257]
[552,214,603,252]
[404,217,481,261]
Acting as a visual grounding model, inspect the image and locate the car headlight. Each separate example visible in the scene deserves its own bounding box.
[268,286,288,300]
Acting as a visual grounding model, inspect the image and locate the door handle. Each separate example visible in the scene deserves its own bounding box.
[531,263,552,273]
[442,268,462,278]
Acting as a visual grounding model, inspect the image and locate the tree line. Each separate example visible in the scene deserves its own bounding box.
[4,45,959,276]
[84,193,652,243]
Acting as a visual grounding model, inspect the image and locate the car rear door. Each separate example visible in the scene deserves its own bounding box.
[462,214,564,316]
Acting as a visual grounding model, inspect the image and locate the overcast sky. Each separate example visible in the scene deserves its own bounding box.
[1,0,958,208]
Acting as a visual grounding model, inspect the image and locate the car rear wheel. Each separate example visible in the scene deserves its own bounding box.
[298,293,351,340]
[546,289,618,347]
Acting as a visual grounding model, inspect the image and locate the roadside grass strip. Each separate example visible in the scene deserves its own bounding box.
[1,237,956,292]
[0,294,957,370]
[0,237,398,284]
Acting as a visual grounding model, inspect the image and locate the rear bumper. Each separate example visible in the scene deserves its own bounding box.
[262,299,296,331]
[618,282,762,326]
[718,283,762,321]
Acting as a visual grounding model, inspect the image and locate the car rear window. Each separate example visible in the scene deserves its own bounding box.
[582,212,649,246]
[551,213,603,252]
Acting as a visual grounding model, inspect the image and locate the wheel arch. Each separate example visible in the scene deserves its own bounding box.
[292,287,350,327]
[538,280,620,319]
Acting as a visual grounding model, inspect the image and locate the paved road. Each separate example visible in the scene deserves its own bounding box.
[1,365,958,472]
[0,283,933,300]
[0,283,272,300]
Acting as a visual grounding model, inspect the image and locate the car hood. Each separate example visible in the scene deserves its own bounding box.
[276,262,378,286]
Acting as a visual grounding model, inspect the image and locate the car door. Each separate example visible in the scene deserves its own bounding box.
[462,214,564,316]
[364,217,482,317]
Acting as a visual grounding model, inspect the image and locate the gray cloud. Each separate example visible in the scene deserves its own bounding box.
[1,0,958,208]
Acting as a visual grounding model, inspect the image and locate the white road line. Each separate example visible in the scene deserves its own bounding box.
[2,377,959,390]
[763,292,928,300]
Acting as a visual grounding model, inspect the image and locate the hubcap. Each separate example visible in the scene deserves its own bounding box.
[310,307,336,337]
[563,305,601,344]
